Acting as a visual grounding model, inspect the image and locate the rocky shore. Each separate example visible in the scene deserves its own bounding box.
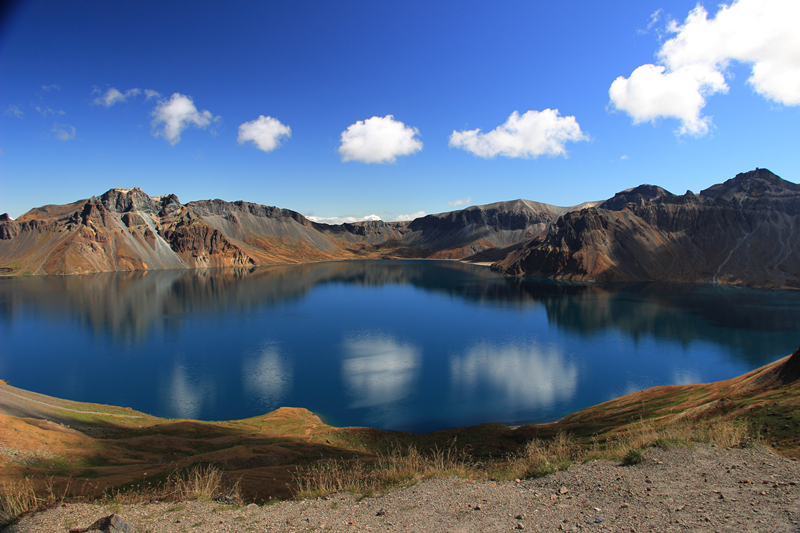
[6,443,800,532]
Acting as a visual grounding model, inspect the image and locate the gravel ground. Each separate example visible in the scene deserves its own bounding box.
[6,444,800,533]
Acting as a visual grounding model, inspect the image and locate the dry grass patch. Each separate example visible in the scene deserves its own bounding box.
[0,478,41,526]
[294,418,756,498]
[103,464,242,506]
[293,443,482,498]
[588,416,753,464]
[501,431,579,480]
[0,476,72,526]
[0,465,241,523]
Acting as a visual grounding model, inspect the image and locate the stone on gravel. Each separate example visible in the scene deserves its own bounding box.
[68,514,133,533]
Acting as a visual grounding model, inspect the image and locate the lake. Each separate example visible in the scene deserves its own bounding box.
[1,260,799,434]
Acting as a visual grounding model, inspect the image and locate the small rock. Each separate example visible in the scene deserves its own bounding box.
[595,516,604,523]
[619,503,630,509]
[69,514,133,533]
[515,514,524,520]
[515,524,525,530]
[247,503,258,510]
[376,508,386,516]
[559,486,569,494]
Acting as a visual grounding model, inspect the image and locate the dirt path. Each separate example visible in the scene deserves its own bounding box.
[7,444,800,532]
[0,387,142,424]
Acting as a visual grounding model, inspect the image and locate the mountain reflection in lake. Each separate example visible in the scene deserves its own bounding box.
[1,260,799,433]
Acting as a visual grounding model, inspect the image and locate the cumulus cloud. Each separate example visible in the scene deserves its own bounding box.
[339,115,423,164]
[448,196,471,207]
[151,93,219,145]
[609,63,726,136]
[4,105,23,118]
[93,87,142,107]
[238,115,291,152]
[306,214,382,225]
[610,0,800,136]
[51,123,76,141]
[391,211,426,222]
[449,109,588,159]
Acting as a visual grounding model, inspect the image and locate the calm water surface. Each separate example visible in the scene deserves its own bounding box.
[1,260,799,433]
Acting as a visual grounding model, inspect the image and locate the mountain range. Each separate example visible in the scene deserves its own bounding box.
[1,168,798,289]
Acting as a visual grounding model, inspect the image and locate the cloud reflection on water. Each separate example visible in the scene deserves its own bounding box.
[450,341,578,410]
[341,333,420,409]
[167,361,215,419]
[243,343,293,411]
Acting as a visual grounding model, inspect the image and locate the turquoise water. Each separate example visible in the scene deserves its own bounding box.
[1,260,798,433]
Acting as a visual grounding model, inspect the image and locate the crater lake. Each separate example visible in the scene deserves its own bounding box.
[1,260,799,433]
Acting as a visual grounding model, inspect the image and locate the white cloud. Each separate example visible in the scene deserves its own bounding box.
[339,115,423,164]
[620,155,629,160]
[306,213,382,225]
[391,211,426,222]
[449,109,588,159]
[151,93,219,145]
[34,105,65,117]
[4,105,23,118]
[637,8,664,36]
[40,84,60,92]
[93,87,142,107]
[51,123,76,141]
[609,63,726,137]
[448,196,471,207]
[144,89,161,101]
[237,115,291,153]
[610,0,800,136]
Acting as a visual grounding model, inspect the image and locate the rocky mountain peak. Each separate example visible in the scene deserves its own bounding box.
[99,187,178,215]
[700,168,799,200]
[700,168,800,214]
[599,184,675,211]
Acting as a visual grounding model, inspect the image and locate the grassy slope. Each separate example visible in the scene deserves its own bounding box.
[1,348,799,503]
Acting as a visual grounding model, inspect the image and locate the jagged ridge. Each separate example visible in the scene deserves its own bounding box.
[493,168,800,289]
[0,188,580,275]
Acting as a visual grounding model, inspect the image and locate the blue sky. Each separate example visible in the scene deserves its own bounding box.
[1,0,798,222]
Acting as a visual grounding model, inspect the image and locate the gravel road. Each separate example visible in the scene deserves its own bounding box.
[5,444,800,532]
